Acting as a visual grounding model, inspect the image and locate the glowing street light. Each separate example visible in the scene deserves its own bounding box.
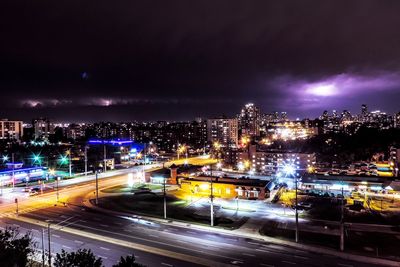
[49,169,56,176]
[32,153,42,166]
[216,162,222,169]
[237,162,245,171]
[2,155,9,163]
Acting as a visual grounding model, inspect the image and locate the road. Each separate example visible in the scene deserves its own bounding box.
[0,159,389,267]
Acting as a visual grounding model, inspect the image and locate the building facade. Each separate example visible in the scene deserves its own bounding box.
[207,118,238,146]
[0,119,23,141]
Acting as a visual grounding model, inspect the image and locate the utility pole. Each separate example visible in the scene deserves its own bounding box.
[84,146,88,176]
[47,223,51,267]
[41,228,45,267]
[103,145,107,173]
[295,176,299,243]
[95,170,99,205]
[210,175,214,227]
[163,178,167,219]
[340,183,345,251]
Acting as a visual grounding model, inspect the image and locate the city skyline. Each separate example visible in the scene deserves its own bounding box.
[2,1,400,121]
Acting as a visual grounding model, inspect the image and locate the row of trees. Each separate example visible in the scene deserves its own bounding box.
[0,227,144,267]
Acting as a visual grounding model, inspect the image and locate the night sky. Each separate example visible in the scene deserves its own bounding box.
[1,1,400,122]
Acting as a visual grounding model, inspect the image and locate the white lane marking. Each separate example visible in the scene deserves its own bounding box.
[242,253,256,257]
[149,234,158,238]
[62,245,71,249]
[52,234,60,238]
[98,255,108,259]
[338,264,353,267]
[99,224,109,228]
[282,261,296,265]
[294,255,308,260]
[187,231,196,234]
[256,249,279,254]
[161,263,173,267]
[100,246,110,251]
[247,241,259,245]
[227,238,237,242]
[74,240,83,244]
[176,240,188,244]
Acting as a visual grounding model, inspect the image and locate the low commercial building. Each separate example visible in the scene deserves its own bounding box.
[179,176,269,200]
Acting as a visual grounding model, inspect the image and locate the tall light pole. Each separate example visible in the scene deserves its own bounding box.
[12,153,15,188]
[210,170,214,227]
[84,146,88,176]
[68,150,72,177]
[340,181,345,251]
[103,145,107,173]
[56,177,60,202]
[41,228,45,267]
[163,177,167,219]
[95,170,99,205]
[47,223,51,267]
[295,175,299,243]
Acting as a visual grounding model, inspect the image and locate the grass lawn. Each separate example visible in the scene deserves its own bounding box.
[101,183,164,193]
[97,192,247,229]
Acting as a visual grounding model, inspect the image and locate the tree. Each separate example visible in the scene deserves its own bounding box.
[54,248,103,267]
[113,254,145,267]
[0,227,34,267]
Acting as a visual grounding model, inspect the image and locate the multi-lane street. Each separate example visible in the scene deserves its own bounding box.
[0,163,392,267]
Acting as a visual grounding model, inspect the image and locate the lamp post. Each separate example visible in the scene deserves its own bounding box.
[95,170,99,205]
[210,175,214,227]
[84,146,88,176]
[340,181,345,251]
[41,228,45,267]
[47,222,51,267]
[56,177,60,202]
[163,177,167,219]
[68,150,72,177]
[12,153,15,188]
[103,145,107,173]
[295,175,299,243]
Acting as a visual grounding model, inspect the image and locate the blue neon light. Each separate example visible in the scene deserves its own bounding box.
[88,139,134,145]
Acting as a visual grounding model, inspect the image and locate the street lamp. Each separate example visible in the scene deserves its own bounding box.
[56,177,60,202]
[210,176,214,227]
[163,177,167,219]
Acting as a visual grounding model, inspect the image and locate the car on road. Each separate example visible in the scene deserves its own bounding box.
[28,187,40,196]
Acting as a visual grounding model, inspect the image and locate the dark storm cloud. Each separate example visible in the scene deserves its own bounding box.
[1,0,400,121]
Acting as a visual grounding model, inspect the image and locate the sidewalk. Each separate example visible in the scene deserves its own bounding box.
[84,197,400,267]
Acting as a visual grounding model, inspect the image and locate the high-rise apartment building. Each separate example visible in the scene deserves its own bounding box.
[0,119,23,141]
[207,118,238,146]
[238,103,260,137]
[33,118,53,140]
